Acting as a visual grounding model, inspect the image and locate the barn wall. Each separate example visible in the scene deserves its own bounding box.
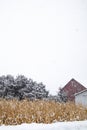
[75,91,87,107]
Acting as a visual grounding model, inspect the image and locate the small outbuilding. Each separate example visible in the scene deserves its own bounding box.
[75,89,87,107]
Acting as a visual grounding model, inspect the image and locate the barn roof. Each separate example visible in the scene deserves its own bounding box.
[75,89,87,96]
[63,78,86,89]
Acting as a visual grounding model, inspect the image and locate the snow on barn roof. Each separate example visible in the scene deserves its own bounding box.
[75,89,87,96]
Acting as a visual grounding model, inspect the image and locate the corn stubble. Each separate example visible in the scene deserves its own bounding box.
[0,99,87,125]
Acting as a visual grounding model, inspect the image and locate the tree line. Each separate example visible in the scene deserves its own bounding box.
[0,74,67,102]
[0,75,49,100]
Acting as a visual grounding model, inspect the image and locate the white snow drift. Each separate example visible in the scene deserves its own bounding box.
[0,121,87,130]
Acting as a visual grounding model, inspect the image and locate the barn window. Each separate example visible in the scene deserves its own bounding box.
[71,81,77,87]
[71,81,74,86]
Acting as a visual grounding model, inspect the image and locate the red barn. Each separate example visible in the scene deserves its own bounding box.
[60,78,86,102]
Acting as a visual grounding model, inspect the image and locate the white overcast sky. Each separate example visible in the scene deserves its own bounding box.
[0,0,87,94]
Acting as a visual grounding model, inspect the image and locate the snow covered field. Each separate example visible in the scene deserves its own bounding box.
[0,121,87,130]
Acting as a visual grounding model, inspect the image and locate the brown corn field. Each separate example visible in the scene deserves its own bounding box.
[0,99,87,125]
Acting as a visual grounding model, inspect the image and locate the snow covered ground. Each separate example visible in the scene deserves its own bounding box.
[0,121,87,130]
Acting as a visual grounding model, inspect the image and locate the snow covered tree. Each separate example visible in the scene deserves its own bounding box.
[0,75,15,99]
[21,81,49,100]
[0,75,49,100]
[58,88,68,102]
